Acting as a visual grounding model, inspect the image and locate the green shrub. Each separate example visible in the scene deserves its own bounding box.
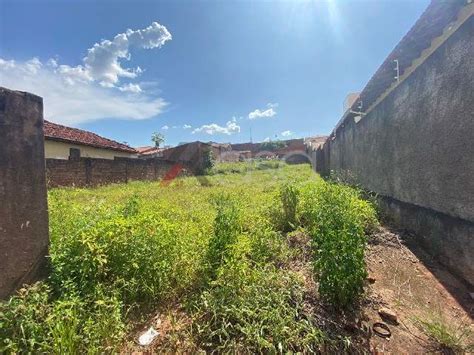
[50,211,184,305]
[299,181,377,308]
[199,148,215,175]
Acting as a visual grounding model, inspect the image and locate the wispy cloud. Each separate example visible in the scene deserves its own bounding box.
[281,130,293,137]
[161,125,169,130]
[248,103,278,120]
[183,124,192,129]
[0,21,171,125]
[192,118,240,135]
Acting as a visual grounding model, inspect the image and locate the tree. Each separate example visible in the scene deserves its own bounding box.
[201,148,215,174]
[260,140,287,151]
[151,132,165,148]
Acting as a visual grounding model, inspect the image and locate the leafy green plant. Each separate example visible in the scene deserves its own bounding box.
[0,283,51,352]
[299,181,377,308]
[122,194,140,217]
[0,283,125,354]
[200,148,215,175]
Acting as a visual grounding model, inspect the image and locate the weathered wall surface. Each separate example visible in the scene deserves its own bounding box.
[316,17,474,285]
[46,157,178,188]
[0,88,49,299]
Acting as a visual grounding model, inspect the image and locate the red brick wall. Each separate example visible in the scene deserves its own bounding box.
[46,157,178,188]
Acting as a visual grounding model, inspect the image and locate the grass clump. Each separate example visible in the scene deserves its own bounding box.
[414,315,473,354]
[206,194,241,278]
[193,239,324,353]
[0,283,124,354]
[279,182,299,232]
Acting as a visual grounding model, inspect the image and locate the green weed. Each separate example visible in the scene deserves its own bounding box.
[279,182,299,232]
[299,181,377,308]
[414,315,473,354]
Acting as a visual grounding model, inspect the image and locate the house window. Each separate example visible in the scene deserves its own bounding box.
[69,147,80,160]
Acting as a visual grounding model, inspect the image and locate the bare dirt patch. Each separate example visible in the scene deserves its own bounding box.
[365,226,473,353]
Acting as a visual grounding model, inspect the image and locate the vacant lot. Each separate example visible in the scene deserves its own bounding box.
[1,162,472,353]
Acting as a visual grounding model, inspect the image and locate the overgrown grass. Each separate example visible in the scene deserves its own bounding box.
[414,314,474,354]
[211,159,282,175]
[0,162,378,352]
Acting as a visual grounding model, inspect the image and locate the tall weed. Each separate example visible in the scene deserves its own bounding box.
[299,181,377,308]
[193,250,325,352]
[279,182,299,232]
[206,194,241,278]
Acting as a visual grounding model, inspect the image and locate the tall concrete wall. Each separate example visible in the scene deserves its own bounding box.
[317,16,474,285]
[0,87,49,299]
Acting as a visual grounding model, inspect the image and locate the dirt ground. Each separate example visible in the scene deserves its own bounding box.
[125,225,474,353]
[364,226,473,353]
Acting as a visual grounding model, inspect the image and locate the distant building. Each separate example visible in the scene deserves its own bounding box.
[136,146,165,158]
[160,141,221,171]
[44,120,137,160]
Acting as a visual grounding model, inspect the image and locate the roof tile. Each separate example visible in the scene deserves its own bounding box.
[44,120,136,153]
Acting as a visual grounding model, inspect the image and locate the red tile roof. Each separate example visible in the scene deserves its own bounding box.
[136,146,164,155]
[44,120,136,153]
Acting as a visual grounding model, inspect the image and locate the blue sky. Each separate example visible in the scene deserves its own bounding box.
[0,0,429,147]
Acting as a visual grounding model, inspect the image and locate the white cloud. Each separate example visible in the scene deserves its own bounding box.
[248,103,278,120]
[281,130,293,137]
[0,21,171,125]
[0,58,167,125]
[263,137,271,142]
[161,125,169,130]
[118,83,142,93]
[62,21,171,86]
[192,118,240,135]
[183,124,192,129]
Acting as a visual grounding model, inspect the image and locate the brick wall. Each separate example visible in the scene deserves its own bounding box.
[46,157,179,188]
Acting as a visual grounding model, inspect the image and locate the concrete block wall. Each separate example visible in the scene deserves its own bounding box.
[46,156,178,188]
[0,87,49,299]
[316,16,474,285]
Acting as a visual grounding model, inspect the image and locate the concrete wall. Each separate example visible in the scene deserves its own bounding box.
[45,139,137,160]
[46,157,178,188]
[0,88,49,299]
[316,17,474,285]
